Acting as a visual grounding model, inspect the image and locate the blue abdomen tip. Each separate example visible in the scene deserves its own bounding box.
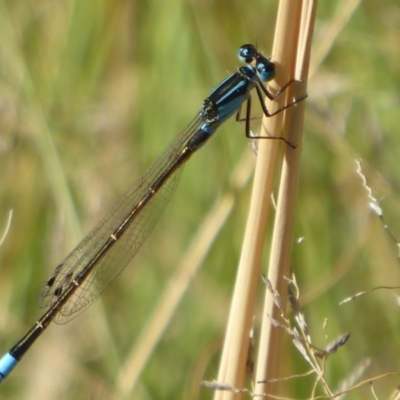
[0,353,18,381]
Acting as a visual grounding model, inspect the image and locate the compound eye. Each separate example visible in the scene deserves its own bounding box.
[256,60,275,82]
[237,44,258,64]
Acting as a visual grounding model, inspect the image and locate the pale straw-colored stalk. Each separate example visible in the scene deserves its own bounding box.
[214,1,316,398]
[255,0,317,396]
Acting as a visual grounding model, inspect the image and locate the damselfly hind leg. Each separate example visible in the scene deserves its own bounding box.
[236,78,307,148]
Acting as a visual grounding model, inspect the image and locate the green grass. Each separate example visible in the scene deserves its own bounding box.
[0,0,399,399]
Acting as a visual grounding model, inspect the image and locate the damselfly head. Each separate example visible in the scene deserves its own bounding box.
[238,44,275,82]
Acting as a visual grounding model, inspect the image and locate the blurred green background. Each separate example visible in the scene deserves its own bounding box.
[0,0,399,399]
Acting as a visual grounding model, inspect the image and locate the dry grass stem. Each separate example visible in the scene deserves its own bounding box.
[254,0,316,396]
[214,1,316,399]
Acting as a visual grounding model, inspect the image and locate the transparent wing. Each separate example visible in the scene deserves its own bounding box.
[40,115,203,324]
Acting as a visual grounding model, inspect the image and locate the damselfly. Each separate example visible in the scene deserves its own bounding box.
[0,44,303,382]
